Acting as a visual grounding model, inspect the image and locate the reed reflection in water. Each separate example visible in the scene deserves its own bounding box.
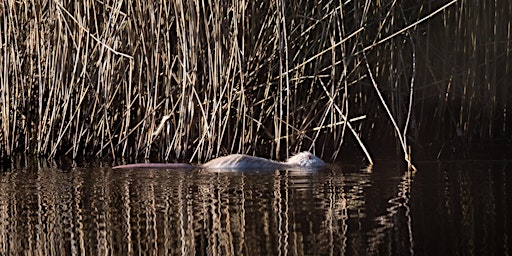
[0,161,510,255]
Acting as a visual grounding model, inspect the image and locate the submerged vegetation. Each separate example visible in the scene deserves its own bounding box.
[0,0,510,163]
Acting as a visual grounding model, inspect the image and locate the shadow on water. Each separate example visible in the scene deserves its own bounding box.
[0,160,510,255]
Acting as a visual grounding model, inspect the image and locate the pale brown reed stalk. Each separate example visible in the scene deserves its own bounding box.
[1,0,510,164]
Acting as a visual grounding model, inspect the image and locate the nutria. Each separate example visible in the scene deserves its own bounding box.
[112,151,325,169]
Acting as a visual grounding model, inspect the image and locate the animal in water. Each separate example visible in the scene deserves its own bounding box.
[112,151,325,170]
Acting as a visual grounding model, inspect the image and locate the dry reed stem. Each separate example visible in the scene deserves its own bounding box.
[0,0,509,164]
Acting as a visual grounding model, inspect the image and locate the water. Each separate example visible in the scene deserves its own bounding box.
[0,160,510,255]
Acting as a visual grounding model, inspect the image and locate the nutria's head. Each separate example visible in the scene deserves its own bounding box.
[286,151,325,167]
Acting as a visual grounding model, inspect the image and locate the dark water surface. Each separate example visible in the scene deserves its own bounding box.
[0,160,510,255]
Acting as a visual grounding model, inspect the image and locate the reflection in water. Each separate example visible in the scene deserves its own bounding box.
[412,162,512,256]
[0,161,510,255]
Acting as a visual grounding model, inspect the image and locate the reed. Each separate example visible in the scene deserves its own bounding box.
[0,0,510,163]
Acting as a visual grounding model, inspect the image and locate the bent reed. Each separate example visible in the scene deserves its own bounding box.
[1,1,510,165]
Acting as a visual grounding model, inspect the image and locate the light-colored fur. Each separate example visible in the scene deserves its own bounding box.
[285,151,325,167]
[196,151,325,169]
[113,151,325,169]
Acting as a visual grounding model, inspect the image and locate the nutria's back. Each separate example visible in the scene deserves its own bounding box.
[201,154,284,169]
[201,151,325,169]
[113,151,325,169]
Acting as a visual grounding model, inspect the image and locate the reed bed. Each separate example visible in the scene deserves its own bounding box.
[0,0,510,163]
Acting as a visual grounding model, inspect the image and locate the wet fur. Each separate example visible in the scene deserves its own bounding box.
[113,151,325,170]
